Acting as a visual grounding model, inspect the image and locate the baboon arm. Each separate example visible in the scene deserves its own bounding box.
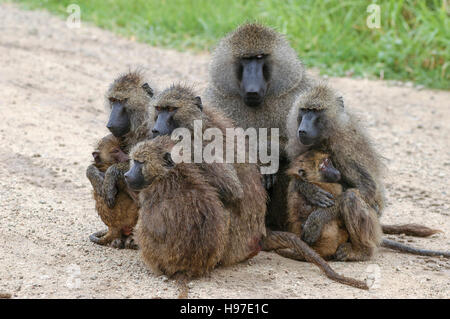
[341,161,377,204]
[293,179,334,208]
[86,164,104,194]
[201,163,244,203]
[102,162,130,208]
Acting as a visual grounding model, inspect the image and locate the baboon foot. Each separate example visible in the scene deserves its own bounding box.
[110,234,138,250]
[89,229,112,246]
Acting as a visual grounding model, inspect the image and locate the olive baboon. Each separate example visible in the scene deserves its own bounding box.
[205,23,319,229]
[286,150,449,258]
[125,136,368,289]
[134,85,369,289]
[101,71,156,208]
[286,82,446,261]
[86,134,139,248]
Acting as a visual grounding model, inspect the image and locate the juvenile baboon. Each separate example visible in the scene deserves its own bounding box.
[101,71,156,208]
[86,134,139,248]
[286,82,447,261]
[286,150,449,258]
[205,23,319,229]
[139,85,369,289]
[126,136,368,289]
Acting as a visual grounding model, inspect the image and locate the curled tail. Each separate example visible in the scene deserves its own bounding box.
[382,224,441,237]
[382,238,450,258]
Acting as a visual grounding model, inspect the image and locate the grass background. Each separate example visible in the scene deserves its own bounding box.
[7,0,449,89]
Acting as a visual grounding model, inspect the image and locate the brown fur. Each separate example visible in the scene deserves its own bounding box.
[205,23,315,229]
[86,135,139,247]
[286,82,384,261]
[131,137,230,277]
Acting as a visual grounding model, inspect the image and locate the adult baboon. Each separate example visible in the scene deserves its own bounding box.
[205,23,320,229]
[86,135,139,249]
[286,82,446,261]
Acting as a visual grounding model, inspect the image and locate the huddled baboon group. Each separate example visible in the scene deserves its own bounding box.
[85,23,449,295]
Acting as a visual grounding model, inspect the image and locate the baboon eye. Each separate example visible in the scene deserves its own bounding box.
[256,54,263,59]
[167,106,177,113]
[155,106,162,112]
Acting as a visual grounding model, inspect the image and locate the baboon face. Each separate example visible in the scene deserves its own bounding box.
[125,139,176,190]
[297,110,328,146]
[93,135,129,165]
[237,55,269,107]
[152,94,202,137]
[107,97,131,137]
[289,151,340,183]
[106,75,154,138]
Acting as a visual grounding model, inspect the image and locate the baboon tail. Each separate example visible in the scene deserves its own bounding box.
[382,224,441,237]
[382,238,450,258]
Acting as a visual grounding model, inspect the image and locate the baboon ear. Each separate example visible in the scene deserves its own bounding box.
[92,151,101,164]
[162,152,175,169]
[141,83,154,97]
[336,96,344,108]
[194,96,203,111]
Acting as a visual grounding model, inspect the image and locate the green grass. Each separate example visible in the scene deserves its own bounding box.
[7,0,449,89]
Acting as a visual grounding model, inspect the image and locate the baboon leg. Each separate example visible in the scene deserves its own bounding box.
[382,224,441,237]
[301,207,338,246]
[263,230,368,290]
[337,189,382,261]
[89,228,121,246]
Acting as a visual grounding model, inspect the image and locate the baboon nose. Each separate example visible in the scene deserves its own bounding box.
[151,129,160,136]
[298,130,306,136]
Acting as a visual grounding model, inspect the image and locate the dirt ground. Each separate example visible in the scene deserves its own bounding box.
[0,3,448,299]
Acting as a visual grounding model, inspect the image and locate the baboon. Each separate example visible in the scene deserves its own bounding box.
[286,150,449,259]
[138,85,369,289]
[86,135,139,248]
[126,136,368,290]
[286,82,446,261]
[101,70,156,208]
[150,84,266,266]
[205,23,318,229]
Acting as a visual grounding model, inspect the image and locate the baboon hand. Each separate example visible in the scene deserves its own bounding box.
[103,183,118,208]
[263,173,277,190]
[307,187,334,207]
[301,212,324,245]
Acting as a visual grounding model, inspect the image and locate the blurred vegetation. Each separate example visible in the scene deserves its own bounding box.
[8,0,449,89]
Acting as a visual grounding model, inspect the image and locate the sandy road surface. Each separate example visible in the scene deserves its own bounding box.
[0,4,449,298]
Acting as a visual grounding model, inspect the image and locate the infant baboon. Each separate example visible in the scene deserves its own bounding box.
[286,150,348,259]
[86,134,139,249]
[286,150,450,258]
